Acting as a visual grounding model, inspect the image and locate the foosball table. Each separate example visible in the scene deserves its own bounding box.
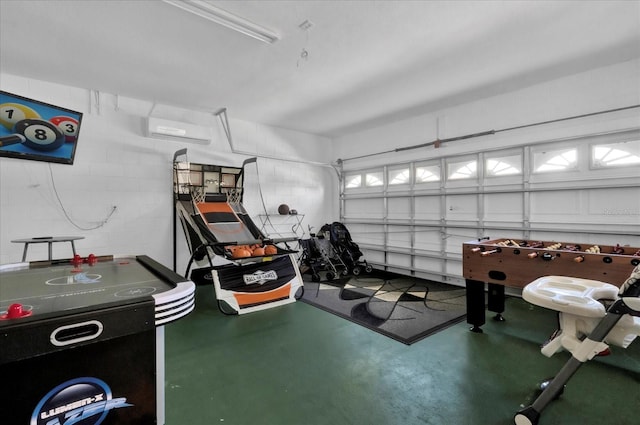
[463,238,640,332]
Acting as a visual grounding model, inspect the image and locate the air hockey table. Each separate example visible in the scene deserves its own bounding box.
[0,254,195,425]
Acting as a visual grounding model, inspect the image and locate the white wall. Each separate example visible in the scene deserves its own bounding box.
[0,73,338,272]
[334,59,640,165]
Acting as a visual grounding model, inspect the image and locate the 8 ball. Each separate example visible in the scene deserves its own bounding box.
[14,119,65,151]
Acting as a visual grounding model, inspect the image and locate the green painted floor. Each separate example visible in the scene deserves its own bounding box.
[165,286,640,425]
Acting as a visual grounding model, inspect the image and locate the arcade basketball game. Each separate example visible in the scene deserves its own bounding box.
[0,254,195,425]
[172,149,304,315]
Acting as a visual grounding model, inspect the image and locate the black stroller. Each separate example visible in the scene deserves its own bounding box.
[319,222,372,276]
[299,233,347,282]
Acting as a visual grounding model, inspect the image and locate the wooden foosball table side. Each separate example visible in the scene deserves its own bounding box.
[462,238,640,332]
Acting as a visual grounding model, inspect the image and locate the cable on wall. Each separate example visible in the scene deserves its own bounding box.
[340,104,640,162]
[48,164,117,230]
[250,158,285,238]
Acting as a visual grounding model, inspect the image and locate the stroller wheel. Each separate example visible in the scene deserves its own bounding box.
[364,264,373,273]
[312,274,320,282]
[352,266,362,276]
[326,272,335,281]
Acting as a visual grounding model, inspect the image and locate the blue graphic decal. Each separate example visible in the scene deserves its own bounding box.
[31,377,132,425]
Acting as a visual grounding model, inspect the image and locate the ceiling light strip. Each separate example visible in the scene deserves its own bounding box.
[162,0,279,44]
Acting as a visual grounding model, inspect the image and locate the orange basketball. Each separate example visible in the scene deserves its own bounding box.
[232,248,251,259]
[264,245,277,255]
[253,247,265,256]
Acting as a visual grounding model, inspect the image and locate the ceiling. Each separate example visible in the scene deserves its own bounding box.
[1,1,639,138]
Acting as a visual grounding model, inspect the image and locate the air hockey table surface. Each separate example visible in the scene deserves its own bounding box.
[0,254,195,425]
[0,254,193,323]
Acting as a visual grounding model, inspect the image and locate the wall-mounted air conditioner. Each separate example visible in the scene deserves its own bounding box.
[146,117,213,144]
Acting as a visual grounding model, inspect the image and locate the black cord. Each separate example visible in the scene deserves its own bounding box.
[48,164,116,230]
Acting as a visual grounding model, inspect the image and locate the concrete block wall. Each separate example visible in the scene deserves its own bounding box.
[0,74,338,272]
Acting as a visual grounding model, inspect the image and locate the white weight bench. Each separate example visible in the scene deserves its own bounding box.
[514,265,640,425]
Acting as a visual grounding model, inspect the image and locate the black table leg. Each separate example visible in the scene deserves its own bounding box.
[488,283,505,322]
[21,243,29,262]
[465,279,486,333]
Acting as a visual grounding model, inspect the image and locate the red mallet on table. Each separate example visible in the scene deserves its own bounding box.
[71,254,83,272]
[87,253,97,266]
[0,303,32,320]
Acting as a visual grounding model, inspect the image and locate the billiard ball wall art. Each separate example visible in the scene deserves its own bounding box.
[0,91,83,165]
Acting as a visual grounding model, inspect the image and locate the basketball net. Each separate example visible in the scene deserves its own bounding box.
[191,186,206,204]
[226,188,243,204]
